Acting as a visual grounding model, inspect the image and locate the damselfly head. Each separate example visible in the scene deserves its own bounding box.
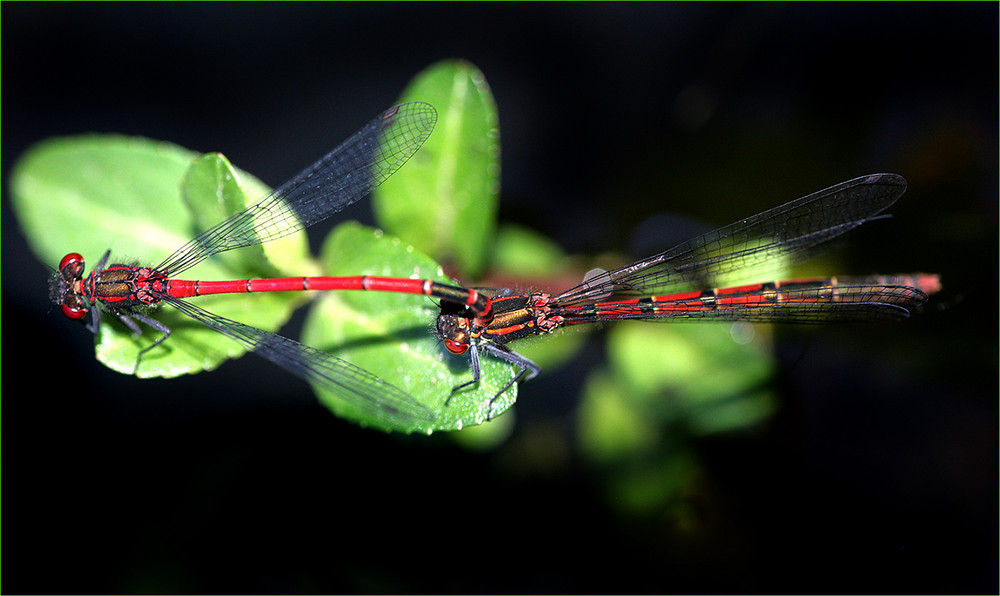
[49,253,88,320]
[436,312,471,355]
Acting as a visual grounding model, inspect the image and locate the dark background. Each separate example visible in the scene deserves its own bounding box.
[4,3,996,592]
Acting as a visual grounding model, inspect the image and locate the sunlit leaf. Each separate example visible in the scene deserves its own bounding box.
[375,59,500,278]
[302,222,519,433]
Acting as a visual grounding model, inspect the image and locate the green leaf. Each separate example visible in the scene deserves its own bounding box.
[576,323,778,515]
[301,222,519,433]
[12,135,199,266]
[493,223,568,277]
[180,152,313,279]
[604,322,777,433]
[375,59,500,278]
[577,369,661,463]
[10,136,309,378]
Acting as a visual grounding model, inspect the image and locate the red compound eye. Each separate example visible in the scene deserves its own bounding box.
[61,297,88,320]
[444,338,468,355]
[59,253,85,273]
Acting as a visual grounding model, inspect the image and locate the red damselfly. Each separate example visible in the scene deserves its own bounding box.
[51,102,489,429]
[431,173,940,417]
